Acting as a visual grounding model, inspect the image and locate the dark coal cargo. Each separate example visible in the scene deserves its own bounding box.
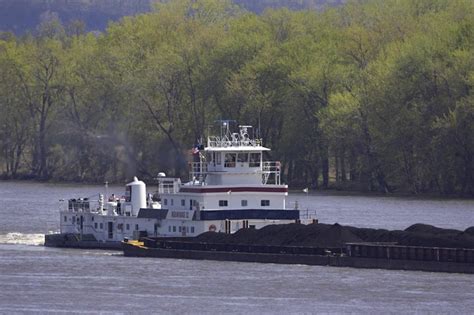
[192,223,474,249]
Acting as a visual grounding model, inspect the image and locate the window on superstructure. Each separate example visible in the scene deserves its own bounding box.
[64,216,67,222]
[135,224,139,231]
[191,226,195,233]
[219,200,228,207]
[249,153,261,167]
[216,152,221,165]
[94,223,98,229]
[241,200,248,207]
[237,153,249,163]
[173,226,176,232]
[163,199,168,206]
[224,153,236,167]
[261,200,270,206]
[171,199,174,206]
[126,224,130,230]
[100,223,103,229]
[168,226,171,232]
[91,216,94,222]
[125,186,132,202]
[181,199,185,206]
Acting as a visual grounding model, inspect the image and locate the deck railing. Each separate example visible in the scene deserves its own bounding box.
[157,178,181,194]
[188,160,281,185]
[262,161,281,185]
[63,199,101,213]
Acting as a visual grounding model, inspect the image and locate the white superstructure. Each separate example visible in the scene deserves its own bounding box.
[58,122,314,243]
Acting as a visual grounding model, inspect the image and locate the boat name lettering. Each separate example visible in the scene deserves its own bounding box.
[171,211,188,218]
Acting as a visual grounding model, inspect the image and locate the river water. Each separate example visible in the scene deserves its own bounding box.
[0,181,473,314]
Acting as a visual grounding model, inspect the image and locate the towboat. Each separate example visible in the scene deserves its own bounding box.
[45,122,316,249]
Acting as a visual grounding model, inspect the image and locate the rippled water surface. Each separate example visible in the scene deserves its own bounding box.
[0,181,473,314]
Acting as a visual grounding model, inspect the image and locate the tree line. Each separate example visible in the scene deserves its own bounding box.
[0,0,472,195]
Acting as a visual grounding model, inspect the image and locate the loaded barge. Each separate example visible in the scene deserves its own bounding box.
[122,237,474,274]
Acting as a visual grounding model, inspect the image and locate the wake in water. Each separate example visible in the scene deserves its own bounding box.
[0,232,46,246]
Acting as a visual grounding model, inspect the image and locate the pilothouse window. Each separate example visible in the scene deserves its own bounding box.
[224,153,236,167]
[125,186,131,202]
[237,153,249,163]
[249,153,261,167]
[219,200,228,207]
[212,152,216,166]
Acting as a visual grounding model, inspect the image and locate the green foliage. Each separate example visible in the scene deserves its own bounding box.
[0,0,472,196]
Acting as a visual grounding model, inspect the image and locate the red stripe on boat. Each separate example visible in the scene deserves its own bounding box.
[180,187,288,193]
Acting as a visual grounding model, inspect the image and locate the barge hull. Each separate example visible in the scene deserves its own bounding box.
[122,242,474,274]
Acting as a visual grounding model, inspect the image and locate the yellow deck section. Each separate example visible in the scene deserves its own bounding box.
[125,240,145,247]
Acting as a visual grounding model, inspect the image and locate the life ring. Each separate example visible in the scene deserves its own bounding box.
[208,224,216,232]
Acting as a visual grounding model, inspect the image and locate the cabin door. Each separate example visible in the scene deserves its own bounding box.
[107,222,113,239]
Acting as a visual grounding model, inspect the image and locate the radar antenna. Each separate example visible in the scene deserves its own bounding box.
[215,119,236,139]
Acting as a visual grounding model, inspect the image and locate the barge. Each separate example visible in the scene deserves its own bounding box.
[122,237,474,274]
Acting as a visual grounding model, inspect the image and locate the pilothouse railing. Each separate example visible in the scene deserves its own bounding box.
[189,162,208,183]
[188,160,281,185]
[262,161,281,185]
